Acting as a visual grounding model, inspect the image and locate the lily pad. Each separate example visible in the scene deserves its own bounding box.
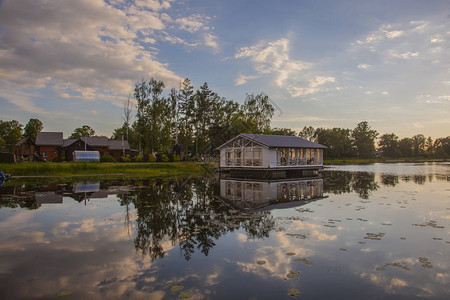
[56,291,73,297]
[257,260,266,265]
[287,271,301,279]
[286,252,296,256]
[109,249,118,252]
[179,292,193,298]
[171,285,184,292]
[288,288,300,297]
[339,248,347,251]
[294,258,313,265]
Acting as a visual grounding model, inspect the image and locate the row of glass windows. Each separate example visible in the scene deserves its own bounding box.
[225,148,262,166]
[276,148,322,166]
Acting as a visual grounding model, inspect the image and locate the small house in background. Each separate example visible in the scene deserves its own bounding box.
[35,132,63,161]
[216,134,327,178]
[15,137,37,160]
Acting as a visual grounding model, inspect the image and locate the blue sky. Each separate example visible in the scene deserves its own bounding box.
[0,0,449,138]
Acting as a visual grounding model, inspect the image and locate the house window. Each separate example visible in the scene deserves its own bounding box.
[234,149,242,166]
[289,149,297,165]
[42,151,47,158]
[277,148,288,166]
[226,149,233,166]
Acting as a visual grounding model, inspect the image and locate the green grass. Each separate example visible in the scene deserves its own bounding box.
[0,161,213,177]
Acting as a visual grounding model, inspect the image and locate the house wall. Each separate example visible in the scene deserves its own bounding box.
[39,146,59,161]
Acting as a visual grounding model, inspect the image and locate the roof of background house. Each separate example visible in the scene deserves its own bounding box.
[217,134,327,150]
[35,132,63,146]
[62,139,77,147]
[83,136,110,147]
[15,137,35,147]
[108,140,130,150]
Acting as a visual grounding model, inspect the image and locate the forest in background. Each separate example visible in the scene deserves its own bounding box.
[1,78,449,159]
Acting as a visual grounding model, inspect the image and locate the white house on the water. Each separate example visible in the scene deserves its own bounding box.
[216,134,327,177]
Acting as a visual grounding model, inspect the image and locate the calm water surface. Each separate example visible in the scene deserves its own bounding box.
[0,162,449,299]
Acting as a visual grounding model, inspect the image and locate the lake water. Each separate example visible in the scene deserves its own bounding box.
[0,163,448,299]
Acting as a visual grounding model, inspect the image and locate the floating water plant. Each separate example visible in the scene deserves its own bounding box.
[286,252,296,256]
[171,285,184,292]
[179,292,193,298]
[56,291,73,297]
[376,262,411,271]
[288,288,300,297]
[294,258,314,265]
[287,271,301,279]
[418,257,433,268]
[364,233,385,240]
[257,260,266,265]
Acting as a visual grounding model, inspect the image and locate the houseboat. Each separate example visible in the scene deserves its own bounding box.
[216,134,327,178]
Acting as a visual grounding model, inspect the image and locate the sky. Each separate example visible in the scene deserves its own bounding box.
[0,0,449,139]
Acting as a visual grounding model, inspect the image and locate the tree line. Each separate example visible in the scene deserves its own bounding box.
[1,77,449,159]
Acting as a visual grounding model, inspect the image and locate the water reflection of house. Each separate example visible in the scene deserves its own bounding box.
[216,134,327,178]
[35,192,63,205]
[220,177,324,210]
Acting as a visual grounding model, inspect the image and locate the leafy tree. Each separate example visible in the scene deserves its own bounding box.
[0,120,23,152]
[434,136,450,157]
[411,134,426,156]
[133,78,168,153]
[398,138,413,157]
[178,78,195,154]
[24,118,43,141]
[241,93,274,134]
[315,127,354,158]
[298,126,316,142]
[351,121,378,158]
[69,125,95,139]
[425,136,434,156]
[270,127,296,136]
[378,133,399,157]
[193,82,217,155]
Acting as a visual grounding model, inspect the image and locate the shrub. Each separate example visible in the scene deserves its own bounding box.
[160,154,169,162]
[101,154,115,162]
[173,154,181,162]
[121,154,131,162]
[52,157,59,162]
[134,154,143,162]
[148,154,156,162]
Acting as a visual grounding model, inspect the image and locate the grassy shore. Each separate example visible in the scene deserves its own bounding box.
[324,157,447,165]
[0,161,214,178]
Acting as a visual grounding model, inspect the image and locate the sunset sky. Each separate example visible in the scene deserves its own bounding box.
[0,0,449,138]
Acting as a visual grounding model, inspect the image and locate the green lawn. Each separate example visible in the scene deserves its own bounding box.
[0,161,214,177]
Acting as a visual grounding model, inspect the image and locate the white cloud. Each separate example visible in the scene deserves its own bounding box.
[387,50,420,59]
[135,0,172,11]
[308,76,335,88]
[381,91,389,95]
[203,33,219,51]
[357,64,372,69]
[235,74,260,86]
[0,0,220,113]
[235,37,336,97]
[175,14,210,33]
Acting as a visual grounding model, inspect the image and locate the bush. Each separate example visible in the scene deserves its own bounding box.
[173,154,181,162]
[101,154,115,162]
[52,157,59,162]
[160,154,169,162]
[148,154,156,162]
[134,154,143,162]
[121,154,131,162]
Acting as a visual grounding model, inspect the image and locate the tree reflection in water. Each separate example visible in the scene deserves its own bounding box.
[129,178,275,261]
[324,171,378,199]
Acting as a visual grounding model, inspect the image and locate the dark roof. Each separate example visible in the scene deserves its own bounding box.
[108,140,130,150]
[62,139,77,147]
[237,134,327,149]
[35,132,63,146]
[83,136,109,147]
[15,137,35,146]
